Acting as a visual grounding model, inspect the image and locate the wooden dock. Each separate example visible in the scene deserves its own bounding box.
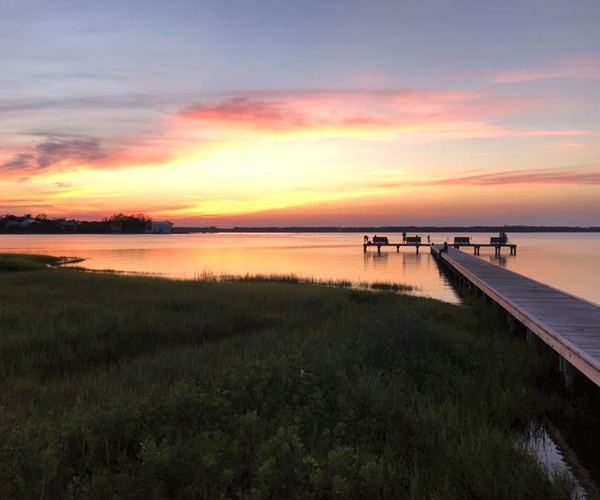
[431,244,600,388]
[363,242,516,255]
[451,242,517,256]
[363,242,428,254]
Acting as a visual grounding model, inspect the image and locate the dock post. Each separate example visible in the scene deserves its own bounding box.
[396,245,399,253]
[526,328,534,343]
[526,328,542,348]
[507,312,517,332]
[363,244,367,253]
[507,313,527,336]
[559,356,576,392]
[416,245,419,254]
[377,245,381,255]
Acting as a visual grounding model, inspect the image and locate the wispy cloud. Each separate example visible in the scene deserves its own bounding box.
[2,153,36,170]
[178,89,594,141]
[177,89,523,140]
[520,130,596,137]
[493,55,600,83]
[1,136,105,175]
[179,97,303,130]
[0,131,177,179]
[376,165,600,188]
[0,94,164,115]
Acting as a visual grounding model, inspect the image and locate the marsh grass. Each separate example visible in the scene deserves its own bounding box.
[0,254,577,499]
[0,253,82,272]
[194,271,415,293]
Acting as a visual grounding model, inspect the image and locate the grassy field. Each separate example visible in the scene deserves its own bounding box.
[0,253,578,499]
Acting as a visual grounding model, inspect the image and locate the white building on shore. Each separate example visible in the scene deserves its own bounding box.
[151,221,173,233]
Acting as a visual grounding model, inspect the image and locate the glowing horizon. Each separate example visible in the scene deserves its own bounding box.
[2,0,600,226]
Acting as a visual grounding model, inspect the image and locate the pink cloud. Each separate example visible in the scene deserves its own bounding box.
[177,90,597,142]
[494,55,600,83]
[176,89,530,140]
[178,97,306,130]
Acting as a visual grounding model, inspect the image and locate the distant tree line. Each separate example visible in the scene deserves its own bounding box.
[2,216,598,234]
[0,213,153,234]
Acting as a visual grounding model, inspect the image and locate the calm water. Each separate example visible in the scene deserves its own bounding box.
[1,232,599,305]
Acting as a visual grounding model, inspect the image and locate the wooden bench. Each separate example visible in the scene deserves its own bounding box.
[373,236,389,244]
[490,237,507,244]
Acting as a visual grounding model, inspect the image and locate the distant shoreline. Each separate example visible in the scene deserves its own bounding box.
[173,225,600,234]
[2,225,599,235]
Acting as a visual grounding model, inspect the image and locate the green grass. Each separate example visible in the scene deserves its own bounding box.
[0,254,577,499]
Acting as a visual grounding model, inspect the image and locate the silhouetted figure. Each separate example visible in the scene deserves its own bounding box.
[364,235,369,244]
[427,235,431,244]
[441,242,449,253]
[402,231,407,243]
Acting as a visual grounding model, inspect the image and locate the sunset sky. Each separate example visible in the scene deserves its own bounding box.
[2,0,599,226]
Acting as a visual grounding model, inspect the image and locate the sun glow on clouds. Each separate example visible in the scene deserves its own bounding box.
[175,90,511,141]
[1,87,600,224]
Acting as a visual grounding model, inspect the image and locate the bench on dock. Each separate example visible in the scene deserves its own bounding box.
[490,236,507,244]
[406,236,421,243]
[454,237,471,244]
[372,236,389,244]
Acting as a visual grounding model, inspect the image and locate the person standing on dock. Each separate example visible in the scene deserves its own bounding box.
[402,231,406,243]
[427,235,431,244]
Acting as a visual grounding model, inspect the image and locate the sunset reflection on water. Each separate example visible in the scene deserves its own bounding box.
[1,232,599,305]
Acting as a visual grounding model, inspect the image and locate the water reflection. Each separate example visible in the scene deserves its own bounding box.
[0,233,460,303]
[1,232,598,305]
[525,425,589,499]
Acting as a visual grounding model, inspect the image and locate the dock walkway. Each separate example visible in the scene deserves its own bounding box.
[431,245,600,388]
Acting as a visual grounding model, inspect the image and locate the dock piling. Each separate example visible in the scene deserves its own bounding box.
[559,356,577,392]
